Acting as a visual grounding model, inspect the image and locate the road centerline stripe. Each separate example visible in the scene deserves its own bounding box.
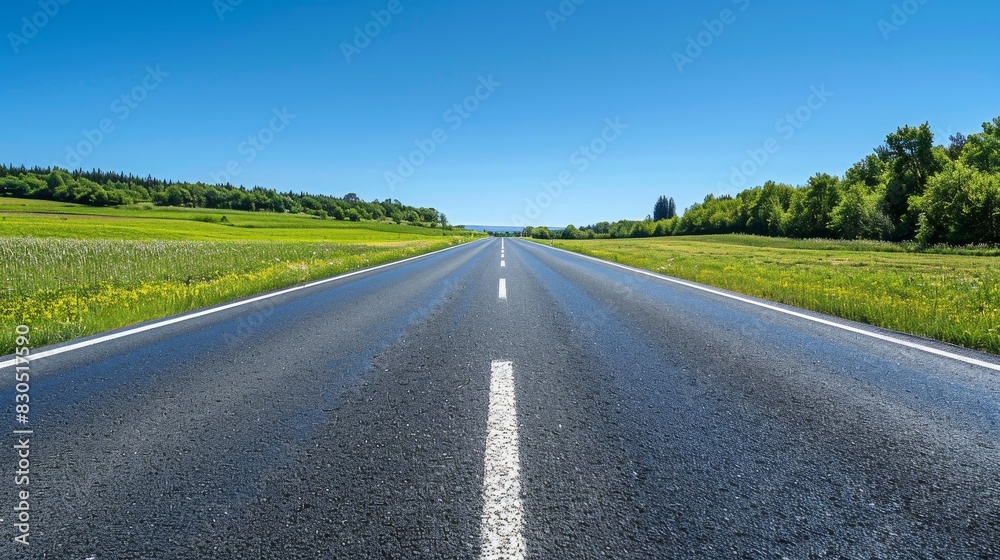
[501,260,505,268]
[481,360,526,559]
[498,279,507,300]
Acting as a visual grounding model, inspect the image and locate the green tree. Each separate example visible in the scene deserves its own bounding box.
[161,185,191,206]
[947,132,968,160]
[877,123,944,238]
[845,153,887,188]
[912,161,1000,245]
[0,176,29,196]
[960,116,1000,174]
[787,173,842,238]
[653,218,677,236]
[561,224,580,239]
[830,182,891,240]
[531,226,552,239]
[678,194,740,235]
[653,195,676,220]
[737,181,793,236]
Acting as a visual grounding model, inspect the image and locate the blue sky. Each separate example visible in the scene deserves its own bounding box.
[3,0,998,226]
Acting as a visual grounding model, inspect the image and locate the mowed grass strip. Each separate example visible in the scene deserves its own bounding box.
[1,199,482,353]
[545,235,1000,355]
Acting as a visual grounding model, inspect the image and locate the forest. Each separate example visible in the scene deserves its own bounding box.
[533,116,1000,245]
[0,165,448,227]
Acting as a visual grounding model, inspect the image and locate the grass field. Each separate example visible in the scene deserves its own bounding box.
[0,197,460,242]
[0,197,483,354]
[544,235,1000,355]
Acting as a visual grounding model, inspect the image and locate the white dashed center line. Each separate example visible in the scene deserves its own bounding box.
[480,360,525,559]
[501,260,505,268]
[498,279,507,300]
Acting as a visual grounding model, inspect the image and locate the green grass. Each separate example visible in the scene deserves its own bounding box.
[1,199,483,353]
[0,197,462,242]
[543,235,1000,355]
[680,233,1000,257]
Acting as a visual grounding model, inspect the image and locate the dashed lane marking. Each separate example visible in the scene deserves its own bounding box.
[480,360,525,559]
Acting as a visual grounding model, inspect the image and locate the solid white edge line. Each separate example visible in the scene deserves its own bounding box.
[0,239,487,369]
[531,240,1000,373]
[480,359,526,559]
[498,278,507,300]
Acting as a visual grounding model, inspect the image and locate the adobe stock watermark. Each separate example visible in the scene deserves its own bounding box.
[209,107,296,184]
[511,117,628,227]
[54,65,169,169]
[340,0,408,63]
[878,0,929,40]
[7,0,71,54]
[545,0,586,31]
[384,75,501,192]
[716,85,833,193]
[673,0,750,73]
[213,0,244,22]
[11,324,32,546]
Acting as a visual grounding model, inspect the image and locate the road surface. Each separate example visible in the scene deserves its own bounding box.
[2,237,999,559]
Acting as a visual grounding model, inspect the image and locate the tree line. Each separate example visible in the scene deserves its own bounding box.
[527,116,1000,245]
[0,165,448,227]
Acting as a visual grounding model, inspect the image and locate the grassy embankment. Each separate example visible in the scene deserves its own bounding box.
[0,198,483,353]
[543,235,1000,355]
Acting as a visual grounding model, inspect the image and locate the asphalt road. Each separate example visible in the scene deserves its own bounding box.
[2,237,999,559]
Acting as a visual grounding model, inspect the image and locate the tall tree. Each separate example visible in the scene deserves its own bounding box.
[947,132,968,160]
[876,122,943,238]
[960,117,1000,174]
[844,153,887,188]
[831,183,880,240]
[737,181,793,236]
[800,173,842,238]
[653,195,676,220]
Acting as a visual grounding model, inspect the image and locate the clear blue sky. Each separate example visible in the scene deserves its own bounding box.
[3,0,998,226]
